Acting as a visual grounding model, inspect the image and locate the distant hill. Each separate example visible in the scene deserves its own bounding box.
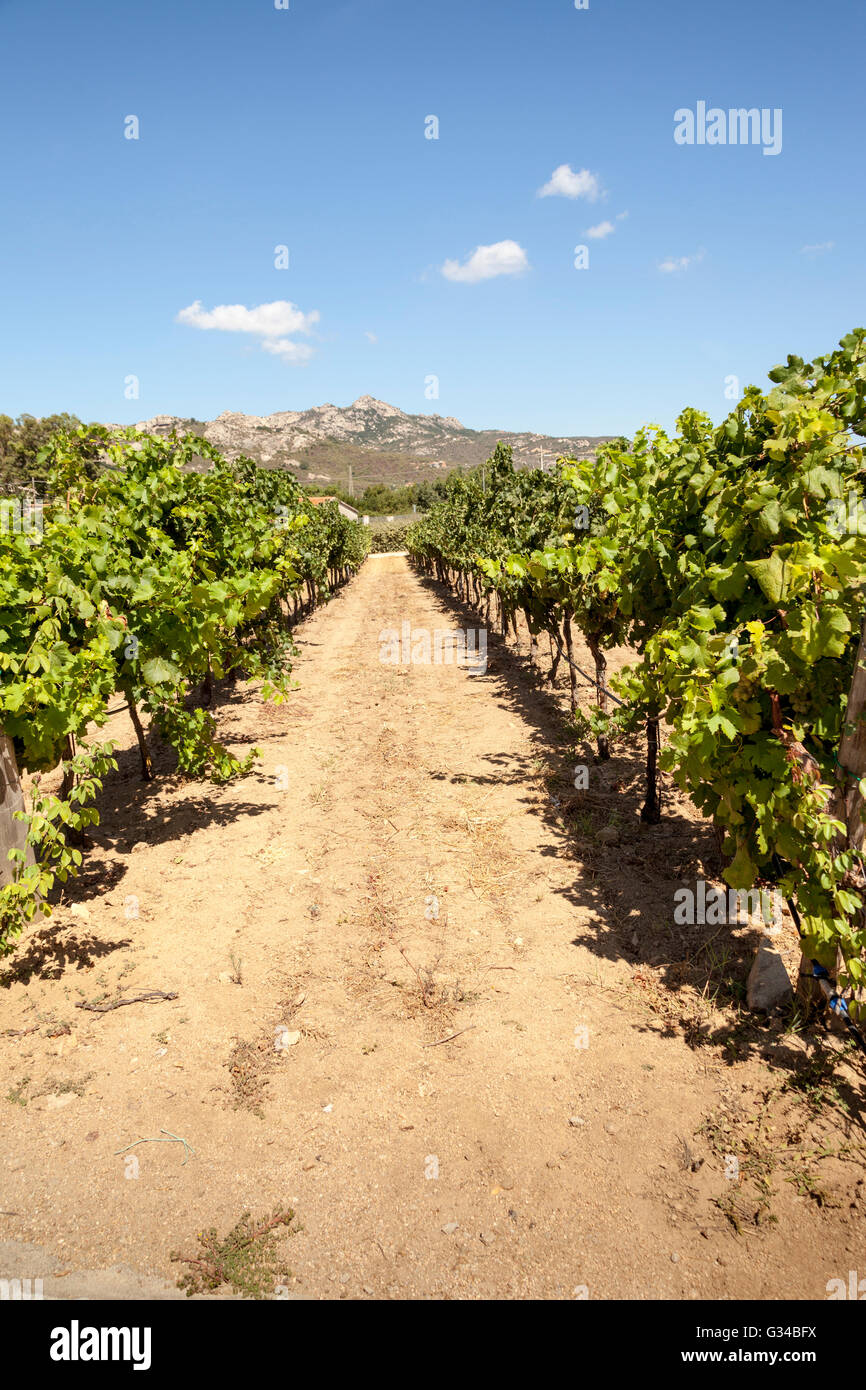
[112,396,615,491]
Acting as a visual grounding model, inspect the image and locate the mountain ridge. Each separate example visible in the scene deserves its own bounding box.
[113,396,615,489]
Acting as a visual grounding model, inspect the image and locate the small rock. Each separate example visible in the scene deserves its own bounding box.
[596,826,620,846]
[217,971,233,984]
[441,1222,459,1235]
[568,1116,585,1127]
[339,1273,350,1284]
[69,904,91,922]
[670,1253,680,1264]
[604,1122,618,1135]
[479,1231,495,1246]
[746,937,793,1012]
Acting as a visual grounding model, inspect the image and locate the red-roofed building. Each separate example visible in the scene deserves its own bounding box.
[309,496,361,522]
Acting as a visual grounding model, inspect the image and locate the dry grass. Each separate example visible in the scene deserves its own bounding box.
[442,795,520,915]
[699,1043,866,1232]
[226,1037,272,1118]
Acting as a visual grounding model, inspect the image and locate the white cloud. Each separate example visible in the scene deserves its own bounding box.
[658,250,705,274]
[261,338,316,364]
[586,220,616,240]
[800,241,834,254]
[365,331,378,344]
[537,165,602,200]
[616,210,629,221]
[177,299,318,336]
[176,298,319,364]
[441,240,529,284]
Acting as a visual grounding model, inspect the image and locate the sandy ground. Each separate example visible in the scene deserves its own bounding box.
[1,554,864,1301]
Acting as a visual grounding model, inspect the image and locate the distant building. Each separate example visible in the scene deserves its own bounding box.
[309,495,360,522]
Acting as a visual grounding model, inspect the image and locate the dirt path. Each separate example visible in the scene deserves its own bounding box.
[1,556,864,1300]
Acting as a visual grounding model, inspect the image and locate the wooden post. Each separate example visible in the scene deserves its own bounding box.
[0,732,33,889]
[525,612,538,669]
[59,732,76,801]
[549,628,563,684]
[641,715,662,823]
[587,635,611,761]
[122,689,153,781]
[562,613,578,714]
[200,660,215,708]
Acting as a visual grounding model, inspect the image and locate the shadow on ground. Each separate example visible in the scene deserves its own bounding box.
[416,566,866,1116]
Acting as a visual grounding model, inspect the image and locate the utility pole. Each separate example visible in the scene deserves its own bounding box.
[348,464,354,498]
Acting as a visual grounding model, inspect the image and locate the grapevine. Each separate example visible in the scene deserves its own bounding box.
[0,427,370,950]
[408,330,866,1005]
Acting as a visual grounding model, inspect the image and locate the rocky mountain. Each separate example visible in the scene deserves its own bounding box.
[116,396,614,490]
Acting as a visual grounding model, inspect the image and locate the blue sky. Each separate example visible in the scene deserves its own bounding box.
[0,0,863,437]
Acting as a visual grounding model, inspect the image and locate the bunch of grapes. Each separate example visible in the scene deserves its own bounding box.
[732,671,759,703]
